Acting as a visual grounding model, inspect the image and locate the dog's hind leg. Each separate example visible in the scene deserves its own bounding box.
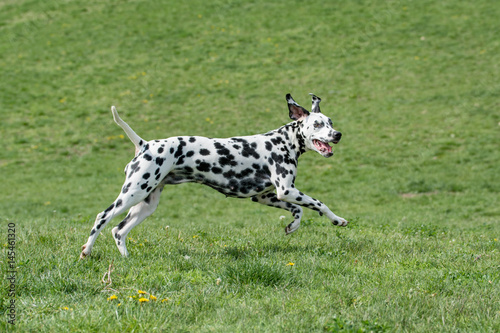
[251,192,303,235]
[80,187,150,259]
[111,186,163,257]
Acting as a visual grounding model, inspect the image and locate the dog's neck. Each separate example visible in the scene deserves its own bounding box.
[266,120,307,158]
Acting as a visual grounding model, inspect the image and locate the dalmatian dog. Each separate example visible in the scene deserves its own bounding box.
[80,93,347,259]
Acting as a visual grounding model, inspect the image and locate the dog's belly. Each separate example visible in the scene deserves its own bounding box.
[163,168,274,198]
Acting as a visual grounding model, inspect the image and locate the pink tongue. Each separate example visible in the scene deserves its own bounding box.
[316,141,332,153]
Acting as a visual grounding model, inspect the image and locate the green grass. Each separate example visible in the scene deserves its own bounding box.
[1,0,499,331]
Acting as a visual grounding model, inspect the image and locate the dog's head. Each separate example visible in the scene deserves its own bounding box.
[286,93,342,158]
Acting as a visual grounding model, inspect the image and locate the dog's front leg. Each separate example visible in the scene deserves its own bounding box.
[276,187,348,227]
[251,192,303,235]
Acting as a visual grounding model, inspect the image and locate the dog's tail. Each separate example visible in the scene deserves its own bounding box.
[111,106,145,155]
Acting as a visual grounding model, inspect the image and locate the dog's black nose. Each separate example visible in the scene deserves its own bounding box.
[333,131,342,141]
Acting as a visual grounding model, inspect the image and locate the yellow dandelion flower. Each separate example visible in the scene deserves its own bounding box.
[161,298,169,303]
[117,303,121,306]
[61,307,69,310]
[107,295,118,301]
[119,134,124,139]
[286,262,295,266]
[138,290,146,295]
[138,297,149,303]
[150,295,157,301]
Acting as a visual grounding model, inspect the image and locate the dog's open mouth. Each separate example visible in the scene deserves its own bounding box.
[313,139,337,155]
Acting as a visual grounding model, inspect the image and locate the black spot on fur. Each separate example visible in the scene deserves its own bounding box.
[223,170,236,179]
[118,213,131,230]
[200,149,210,156]
[186,151,194,157]
[241,142,260,159]
[212,166,223,174]
[143,173,150,180]
[96,219,106,230]
[116,199,122,208]
[174,144,184,158]
[219,156,237,167]
[214,142,231,156]
[197,162,211,172]
[144,154,152,161]
[158,147,164,154]
[156,157,165,166]
[122,182,132,194]
[265,141,273,151]
[127,161,141,178]
[141,183,148,190]
[189,137,196,143]
[176,155,185,165]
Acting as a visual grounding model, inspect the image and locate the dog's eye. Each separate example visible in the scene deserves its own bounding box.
[313,122,323,129]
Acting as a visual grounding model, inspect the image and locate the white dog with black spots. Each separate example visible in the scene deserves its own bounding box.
[80,93,347,258]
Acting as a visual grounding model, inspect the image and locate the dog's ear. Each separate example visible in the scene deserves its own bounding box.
[286,93,310,120]
[309,93,321,113]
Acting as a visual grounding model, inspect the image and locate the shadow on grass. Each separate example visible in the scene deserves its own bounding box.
[223,242,322,260]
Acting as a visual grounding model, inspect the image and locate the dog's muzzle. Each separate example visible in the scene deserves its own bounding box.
[313,131,342,157]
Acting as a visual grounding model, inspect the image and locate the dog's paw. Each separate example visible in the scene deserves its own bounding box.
[285,221,300,235]
[80,245,90,259]
[332,217,348,227]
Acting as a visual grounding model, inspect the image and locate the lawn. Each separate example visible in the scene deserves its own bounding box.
[1,0,499,331]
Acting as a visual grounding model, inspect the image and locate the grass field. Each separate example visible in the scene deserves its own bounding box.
[1,0,499,331]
